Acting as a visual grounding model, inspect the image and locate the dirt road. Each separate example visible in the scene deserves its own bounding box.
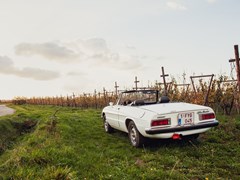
[0,105,15,117]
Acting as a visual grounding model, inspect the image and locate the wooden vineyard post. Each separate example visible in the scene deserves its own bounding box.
[229,45,240,114]
[103,87,107,105]
[160,67,169,96]
[60,95,64,107]
[205,75,214,106]
[190,77,197,95]
[114,82,119,96]
[66,95,70,107]
[190,74,214,106]
[72,92,76,107]
[234,45,240,91]
[134,76,139,90]
[94,89,97,109]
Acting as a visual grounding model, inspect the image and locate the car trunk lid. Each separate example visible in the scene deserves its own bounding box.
[139,102,209,114]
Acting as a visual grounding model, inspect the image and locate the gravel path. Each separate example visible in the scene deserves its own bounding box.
[0,105,15,117]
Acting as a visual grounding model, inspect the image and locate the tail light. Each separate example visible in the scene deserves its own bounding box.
[151,118,171,127]
[199,113,215,120]
[172,133,181,140]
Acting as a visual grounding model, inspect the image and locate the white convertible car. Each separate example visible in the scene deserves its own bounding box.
[102,90,219,147]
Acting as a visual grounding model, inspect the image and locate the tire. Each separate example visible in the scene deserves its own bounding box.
[103,115,114,133]
[128,121,145,147]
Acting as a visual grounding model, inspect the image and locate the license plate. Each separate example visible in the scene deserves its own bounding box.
[178,112,194,125]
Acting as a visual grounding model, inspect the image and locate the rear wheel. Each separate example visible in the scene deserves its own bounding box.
[128,121,145,147]
[103,115,113,133]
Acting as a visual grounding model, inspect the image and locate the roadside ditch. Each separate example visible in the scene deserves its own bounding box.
[0,118,38,154]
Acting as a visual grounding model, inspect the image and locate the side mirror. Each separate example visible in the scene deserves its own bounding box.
[109,102,114,106]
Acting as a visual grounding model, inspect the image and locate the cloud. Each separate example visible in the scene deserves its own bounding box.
[77,38,142,70]
[79,38,109,53]
[206,0,217,3]
[89,51,142,70]
[166,2,187,11]
[67,71,86,76]
[126,45,136,50]
[15,38,143,71]
[15,42,80,62]
[0,56,15,73]
[18,67,60,80]
[0,56,60,80]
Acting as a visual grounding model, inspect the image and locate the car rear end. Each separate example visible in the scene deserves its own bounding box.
[143,104,219,139]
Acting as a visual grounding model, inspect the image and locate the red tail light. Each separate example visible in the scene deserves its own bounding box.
[151,119,170,127]
[199,113,215,120]
[172,134,181,140]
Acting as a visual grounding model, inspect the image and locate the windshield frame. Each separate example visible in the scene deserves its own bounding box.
[117,90,159,106]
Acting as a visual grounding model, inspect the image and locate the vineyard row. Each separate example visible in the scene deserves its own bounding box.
[6,75,240,115]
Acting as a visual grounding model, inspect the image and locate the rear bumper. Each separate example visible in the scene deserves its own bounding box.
[145,120,219,135]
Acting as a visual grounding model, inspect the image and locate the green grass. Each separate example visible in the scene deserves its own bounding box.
[0,105,239,179]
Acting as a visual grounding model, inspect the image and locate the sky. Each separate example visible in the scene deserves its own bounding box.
[0,0,240,99]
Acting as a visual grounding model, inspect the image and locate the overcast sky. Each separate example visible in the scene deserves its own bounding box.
[0,0,240,99]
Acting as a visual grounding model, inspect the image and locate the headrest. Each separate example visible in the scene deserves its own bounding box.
[159,96,170,103]
[133,100,145,106]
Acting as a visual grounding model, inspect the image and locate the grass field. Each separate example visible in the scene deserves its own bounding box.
[0,105,239,179]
